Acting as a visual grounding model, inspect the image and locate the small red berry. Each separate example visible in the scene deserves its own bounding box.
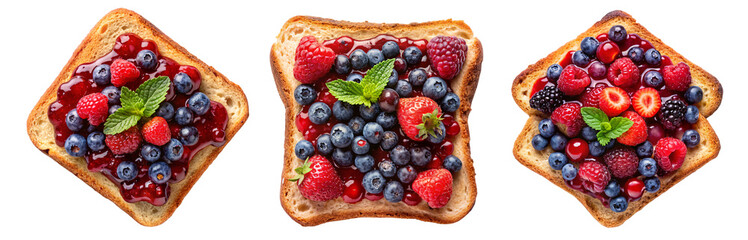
[551,102,584,137]
[596,41,620,64]
[76,93,109,126]
[426,36,468,80]
[557,65,591,96]
[662,62,692,92]
[603,147,639,178]
[292,155,344,202]
[105,126,142,155]
[607,57,640,88]
[565,138,589,162]
[412,169,453,208]
[617,111,648,146]
[624,178,645,199]
[293,36,335,84]
[110,59,141,87]
[578,161,611,193]
[142,117,171,146]
[653,137,687,172]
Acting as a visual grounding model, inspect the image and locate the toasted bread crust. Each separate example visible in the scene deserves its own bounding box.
[271,16,481,226]
[26,8,249,226]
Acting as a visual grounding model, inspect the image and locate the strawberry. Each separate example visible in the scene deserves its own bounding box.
[599,87,631,117]
[397,97,444,141]
[110,59,141,87]
[607,57,640,88]
[293,36,335,84]
[603,147,639,178]
[663,62,692,92]
[426,36,468,80]
[76,93,109,126]
[550,102,584,137]
[617,111,648,146]
[578,161,611,193]
[105,126,142,155]
[631,88,661,118]
[557,65,591,96]
[290,155,344,202]
[579,86,605,108]
[411,168,453,208]
[142,117,171,146]
[654,137,687,172]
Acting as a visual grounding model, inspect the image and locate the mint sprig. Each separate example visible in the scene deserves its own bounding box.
[326,59,395,107]
[580,107,634,146]
[103,76,171,135]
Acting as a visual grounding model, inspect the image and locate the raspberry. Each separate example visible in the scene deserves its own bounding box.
[663,62,692,92]
[557,65,591,96]
[105,126,142,155]
[411,168,453,208]
[76,93,109,126]
[658,99,686,130]
[426,36,468,80]
[607,57,640,88]
[578,161,611,193]
[653,137,687,172]
[579,86,605,108]
[617,111,648,146]
[142,117,171,146]
[529,85,564,113]
[110,59,141,87]
[603,147,639,179]
[551,102,584,137]
[293,36,335,84]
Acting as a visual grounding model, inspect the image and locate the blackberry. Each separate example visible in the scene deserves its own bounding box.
[529,85,564,113]
[658,99,686,130]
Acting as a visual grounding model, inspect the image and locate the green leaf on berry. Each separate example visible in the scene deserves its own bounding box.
[326,59,395,107]
[581,107,609,130]
[580,107,633,146]
[326,80,369,106]
[288,158,313,182]
[103,77,171,135]
[103,108,140,135]
[416,109,444,139]
[136,76,170,117]
[120,87,144,111]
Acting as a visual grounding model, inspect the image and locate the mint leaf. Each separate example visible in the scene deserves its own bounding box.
[603,117,633,139]
[103,107,140,135]
[360,59,395,102]
[597,132,611,146]
[103,77,171,135]
[326,80,369,106]
[581,107,609,130]
[136,76,170,117]
[120,87,144,111]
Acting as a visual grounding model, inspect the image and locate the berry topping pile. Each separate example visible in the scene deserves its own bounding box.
[49,33,229,206]
[289,35,467,208]
[528,25,704,213]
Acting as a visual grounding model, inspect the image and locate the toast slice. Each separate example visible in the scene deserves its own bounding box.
[26,8,249,226]
[270,16,482,226]
[511,10,722,227]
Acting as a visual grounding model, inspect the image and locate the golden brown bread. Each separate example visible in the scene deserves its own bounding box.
[270,16,481,226]
[511,10,722,227]
[26,8,249,226]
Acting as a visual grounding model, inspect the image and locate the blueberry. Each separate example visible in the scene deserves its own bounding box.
[387,69,399,88]
[332,148,354,167]
[384,180,404,203]
[609,196,628,212]
[376,112,397,129]
[682,129,701,148]
[162,139,184,161]
[684,86,703,104]
[638,158,658,177]
[561,163,577,181]
[408,68,428,87]
[643,71,664,88]
[644,177,661,193]
[315,134,333,155]
[443,155,462,173]
[572,51,590,67]
[140,144,162,162]
[295,140,315,160]
[627,47,644,63]
[148,161,172,184]
[390,145,411,165]
[423,77,447,100]
[179,126,199,146]
[64,134,88,157]
[379,160,397,178]
[330,123,354,148]
[440,92,460,113]
[101,86,121,105]
[65,109,85,132]
[92,64,111,85]
[308,102,331,125]
[538,119,556,138]
[346,73,363,83]
[362,170,386,194]
[644,48,661,66]
[367,49,384,67]
[116,161,138,181]
[355,154,375,173]
[155,102,175,120]
[397,165,417,184]
[427,122,446,144]
[581,127,598,141]
[548,152,568,170]
[685,105,699,124]
[589,141,605,157]
[173,72,193,94]
[608,25,627,43]
[350,49,369,70]
[187,92,210,115]
[136,50,158,71]
[347,117,365,135]
[351,136,370,155]
[87,132,105,151]
[395,80,412,97]
[380,131,399,151]
[531,135,549,150]
[332,101,355,122]
[636,141,653,158]
[550,134,568,151]
[363,122,384,144]
[175,107,194,126]
[359,103,380,121]
[109,105,121,115]
[334,54,351,74]
[580,37,599,56]
[410,147,432,167]
[546,64,563,82]
[604,181,621,198]
[605,139,617,149]
[381,41,400,59]
[403,46,423,65]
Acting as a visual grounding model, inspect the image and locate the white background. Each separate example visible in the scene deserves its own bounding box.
[1,0,744,239]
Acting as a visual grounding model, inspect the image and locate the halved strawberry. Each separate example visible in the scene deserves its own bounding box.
[599,87,631,117]
[631,88,661,118]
